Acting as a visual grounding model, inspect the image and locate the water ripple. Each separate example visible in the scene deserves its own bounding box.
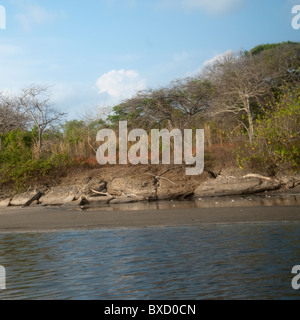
[0,223,300,300]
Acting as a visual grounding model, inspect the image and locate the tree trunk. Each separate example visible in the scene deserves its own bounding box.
[38,130,42,154]
[248,114,254,145]
[245,97,254,145]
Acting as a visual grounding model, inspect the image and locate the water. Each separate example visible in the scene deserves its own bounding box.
[90,194,300,212]
[0,222,300,300]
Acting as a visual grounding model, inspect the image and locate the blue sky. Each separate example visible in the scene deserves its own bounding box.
[0,0,299,119]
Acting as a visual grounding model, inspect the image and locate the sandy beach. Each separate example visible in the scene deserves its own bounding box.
[0,205,300,233]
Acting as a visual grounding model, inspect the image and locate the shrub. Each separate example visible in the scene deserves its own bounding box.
[0,129,70,189]
[236,84,300,173]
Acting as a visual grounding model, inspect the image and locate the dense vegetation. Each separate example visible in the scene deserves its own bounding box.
[1,41,300,189]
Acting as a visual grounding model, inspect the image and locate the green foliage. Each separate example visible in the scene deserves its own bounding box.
[236,84,300,173]
[107,103,145,127]
[0,129,35,165]
[107,104,130,125]
[0,129,69,189]
[1,41,299,191]
[3,154,69,189]
[62,120,86,144]
[248,41,299,56]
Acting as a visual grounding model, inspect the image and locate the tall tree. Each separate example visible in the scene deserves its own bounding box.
[18,85,65,154]
[168,77,213,129]
[0,92,28,151]
[205,43,300,144]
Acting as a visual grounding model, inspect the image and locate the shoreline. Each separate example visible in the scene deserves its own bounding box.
[1,204,300,234]
[1,170,300,207]
[1,166,299,234]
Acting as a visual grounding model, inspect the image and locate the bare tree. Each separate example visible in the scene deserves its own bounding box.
[205,44,300,145]
[0,92,28,151]
[205,53,274,144]
[18,85,65,154]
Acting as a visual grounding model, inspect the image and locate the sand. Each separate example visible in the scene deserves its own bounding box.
[0,205,300,233]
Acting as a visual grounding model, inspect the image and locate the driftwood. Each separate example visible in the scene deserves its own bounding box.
[145,173,176,185]
[90,189,111,197]
[242,174,280,184]
[121,192,139,198]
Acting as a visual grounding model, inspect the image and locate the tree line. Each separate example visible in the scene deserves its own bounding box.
[0,41,299,189]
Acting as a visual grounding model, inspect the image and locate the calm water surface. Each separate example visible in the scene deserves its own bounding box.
[79,194,300,212]
[0,222,300,300]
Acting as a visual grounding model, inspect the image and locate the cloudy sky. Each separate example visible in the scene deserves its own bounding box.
[0,0,299,119]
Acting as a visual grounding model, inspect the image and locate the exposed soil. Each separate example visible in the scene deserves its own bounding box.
[0,163,212,200]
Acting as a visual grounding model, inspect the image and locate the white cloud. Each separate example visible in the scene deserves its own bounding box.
[157,0,245,15]
[95,69,146,103]
[203,50,236,67]
[15,5,63,31]
[184,50,236,77]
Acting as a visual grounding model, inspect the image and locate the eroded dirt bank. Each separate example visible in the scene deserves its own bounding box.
[0,164,300,208]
